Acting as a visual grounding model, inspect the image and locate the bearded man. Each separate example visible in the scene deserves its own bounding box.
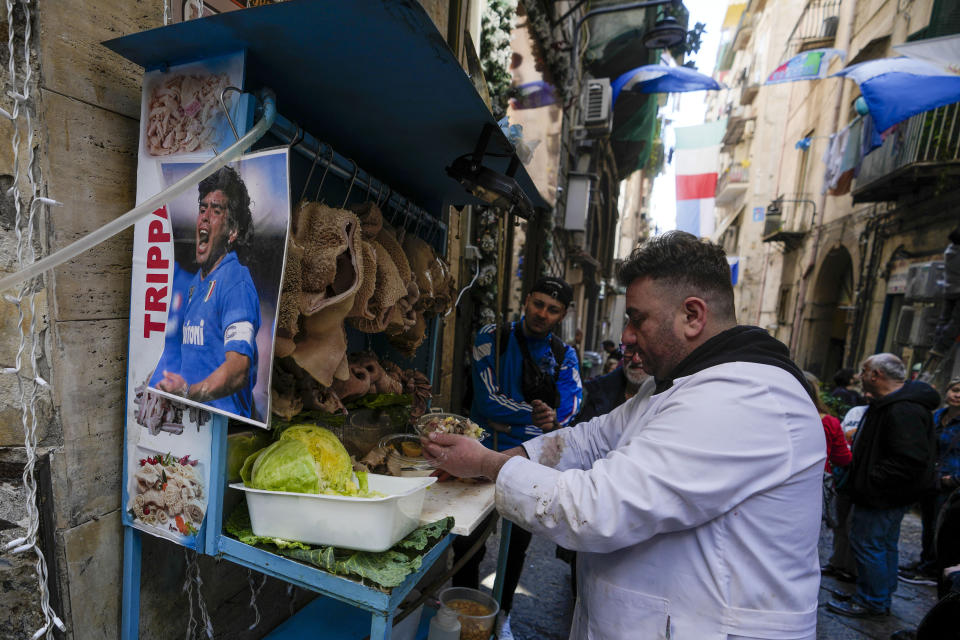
[427,231,824,639]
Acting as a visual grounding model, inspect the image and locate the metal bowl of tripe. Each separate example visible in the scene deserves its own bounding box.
[413,410,486,441]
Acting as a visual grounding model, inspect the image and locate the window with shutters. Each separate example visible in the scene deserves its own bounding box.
[907,0,960,41]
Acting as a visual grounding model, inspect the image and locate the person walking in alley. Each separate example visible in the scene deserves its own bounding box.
[452,276,582,639]
[823,395,875,583]
[924,226,960,373]
[424,231,825,639]
[600,339,621,374]
[902,378,960,585]
[804,372,855,585]
[804,371,853,474]
[831,367,865,409]
[828,354,939,619]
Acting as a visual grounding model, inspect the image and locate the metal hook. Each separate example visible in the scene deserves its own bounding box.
[286,125,303,150]
[219,86,242,142]
[383,187,394,218]
[413,208,425,238]
[341,162,359,208]
[393,201,410,242]
[314,146,334,202]
[375,183,385,208]
[299,141,322,203]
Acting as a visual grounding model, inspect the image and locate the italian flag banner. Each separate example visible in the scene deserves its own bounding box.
[674,119,726,238]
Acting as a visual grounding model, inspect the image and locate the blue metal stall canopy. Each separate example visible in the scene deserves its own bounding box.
[103,0,549,214]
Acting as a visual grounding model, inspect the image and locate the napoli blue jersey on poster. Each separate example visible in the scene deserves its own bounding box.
[149,262,196,388]
[180,251,260,418]
[470,320,582,451]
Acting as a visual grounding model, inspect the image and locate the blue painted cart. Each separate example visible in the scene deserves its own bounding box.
[107,2,543,638]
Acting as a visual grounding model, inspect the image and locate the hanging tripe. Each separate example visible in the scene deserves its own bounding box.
[270,198,456,420]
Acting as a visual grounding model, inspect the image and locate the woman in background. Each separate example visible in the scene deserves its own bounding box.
[806,371,856,582]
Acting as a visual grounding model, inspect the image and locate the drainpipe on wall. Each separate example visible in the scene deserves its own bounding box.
[788,0,858,359]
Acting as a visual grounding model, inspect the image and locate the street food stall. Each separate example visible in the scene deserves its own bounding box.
[95,1,549,638]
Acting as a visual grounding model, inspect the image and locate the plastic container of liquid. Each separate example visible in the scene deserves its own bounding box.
[427,606,461,640]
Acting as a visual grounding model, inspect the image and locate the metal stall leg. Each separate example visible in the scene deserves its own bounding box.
[369,612,393,640]
[121,526,142,640]
[492,518,511,606]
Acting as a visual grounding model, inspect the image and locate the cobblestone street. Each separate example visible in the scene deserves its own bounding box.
[477,510,939,640]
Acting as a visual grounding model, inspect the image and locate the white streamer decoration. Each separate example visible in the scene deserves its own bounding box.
[182,549,214,639]
[246,568,268,630]
[1,1,66,637]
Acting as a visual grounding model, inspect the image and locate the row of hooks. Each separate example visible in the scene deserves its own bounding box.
[217,87,447,245]
[275,116,447,246]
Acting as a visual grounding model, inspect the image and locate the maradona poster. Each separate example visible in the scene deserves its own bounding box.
[138,148,291,429]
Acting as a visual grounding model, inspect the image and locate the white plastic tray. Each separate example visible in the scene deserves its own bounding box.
[230,474,437,552]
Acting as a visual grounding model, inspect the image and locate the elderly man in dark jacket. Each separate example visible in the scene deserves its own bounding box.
[829,353,939,619]
[577,352,655,423]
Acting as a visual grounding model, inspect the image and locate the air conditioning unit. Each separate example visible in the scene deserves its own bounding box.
[744,119,756,137]
[894,306,915,345]
[579,78,612,137]
[909,304,940,347]
[905,261,945,302]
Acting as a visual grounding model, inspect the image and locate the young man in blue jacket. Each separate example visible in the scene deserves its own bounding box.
[454,276,582,638]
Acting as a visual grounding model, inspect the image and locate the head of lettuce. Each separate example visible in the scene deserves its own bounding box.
[240,425,370,496]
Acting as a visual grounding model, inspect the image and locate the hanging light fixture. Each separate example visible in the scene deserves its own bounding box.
[447,123,534,218]
[641,15,686,49]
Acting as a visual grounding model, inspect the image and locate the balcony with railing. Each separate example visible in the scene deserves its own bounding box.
[784,0,841,57]
[852,101,960,203]
[762,195,816,250]
[722,116,752,151]
[715,165,750,205]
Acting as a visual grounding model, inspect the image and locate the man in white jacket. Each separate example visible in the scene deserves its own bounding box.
[423,231,825,639]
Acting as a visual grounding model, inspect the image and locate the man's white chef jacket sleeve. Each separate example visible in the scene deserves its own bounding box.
[497,375,798,554]
[521,391,643,470]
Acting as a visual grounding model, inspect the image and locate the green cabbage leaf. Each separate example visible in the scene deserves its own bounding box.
[246,439,320,494]
[241,424,379,497]
[279,424,353,493]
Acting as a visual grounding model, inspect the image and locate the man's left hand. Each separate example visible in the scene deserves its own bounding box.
[531,399,559,432]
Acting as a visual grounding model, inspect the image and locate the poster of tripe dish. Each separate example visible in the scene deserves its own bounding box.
[142,148,291,428]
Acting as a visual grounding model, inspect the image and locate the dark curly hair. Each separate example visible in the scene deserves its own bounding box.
[833,367,855,388]
[617,231,735,320]
[198,165,253,262]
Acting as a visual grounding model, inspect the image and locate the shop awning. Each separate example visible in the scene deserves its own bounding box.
[103,0,550,214]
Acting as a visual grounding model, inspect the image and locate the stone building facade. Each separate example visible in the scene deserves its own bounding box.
[712,0,960,381]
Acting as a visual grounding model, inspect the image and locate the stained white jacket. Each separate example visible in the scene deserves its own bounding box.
[496,362,825,640]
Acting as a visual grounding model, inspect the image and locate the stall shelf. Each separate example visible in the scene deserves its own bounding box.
[107,2,547,638]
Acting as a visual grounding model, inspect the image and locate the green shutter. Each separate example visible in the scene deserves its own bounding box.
[926,0,960,38]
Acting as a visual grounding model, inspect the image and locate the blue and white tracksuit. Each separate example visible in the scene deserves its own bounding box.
[470,321,582,451]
